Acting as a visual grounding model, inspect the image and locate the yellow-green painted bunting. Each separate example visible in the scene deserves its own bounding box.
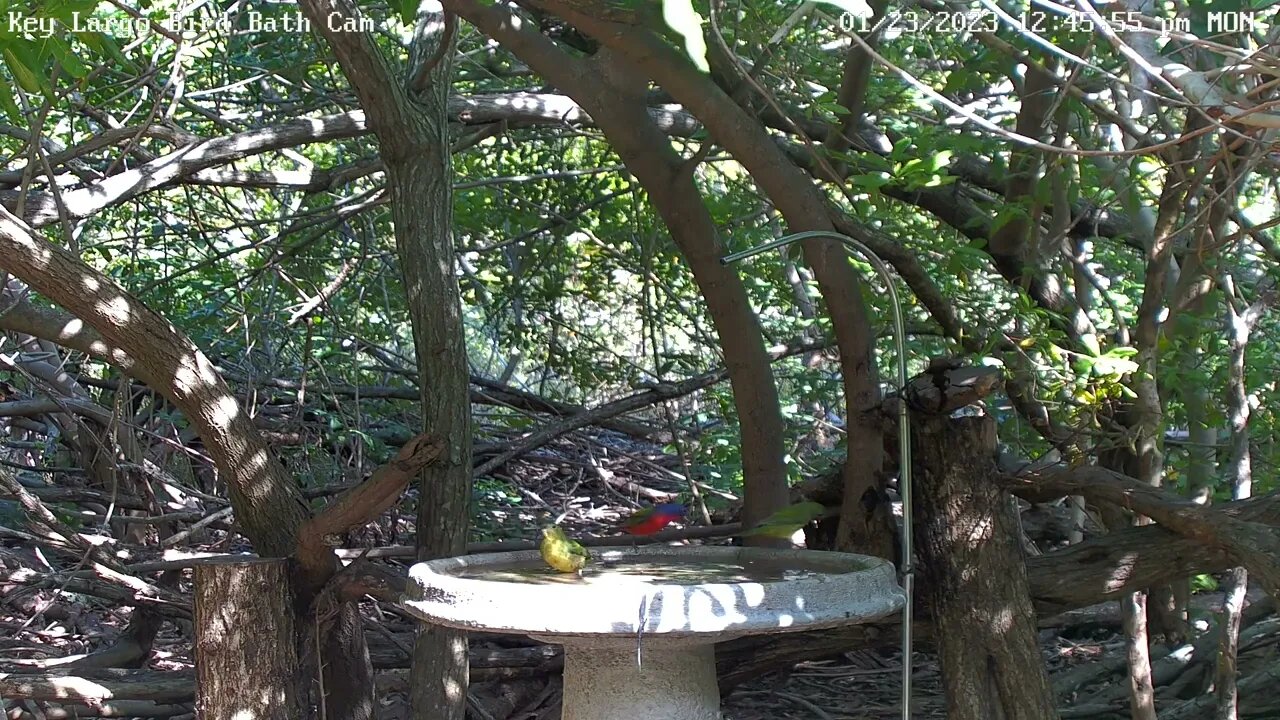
[740,501,827,538]
[539,525,591,574]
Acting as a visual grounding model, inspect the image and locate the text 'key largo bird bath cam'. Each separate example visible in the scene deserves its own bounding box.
[405,231,916,720]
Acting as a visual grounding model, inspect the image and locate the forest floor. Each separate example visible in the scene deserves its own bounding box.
[2,429,1274,718]
[720,651,945,719]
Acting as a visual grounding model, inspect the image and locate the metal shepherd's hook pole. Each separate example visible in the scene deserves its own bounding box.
[721,230,914,720]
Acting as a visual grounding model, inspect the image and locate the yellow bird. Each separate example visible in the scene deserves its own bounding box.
[539,525,590,574]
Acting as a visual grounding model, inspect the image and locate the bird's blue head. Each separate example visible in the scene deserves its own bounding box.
[654,503,686,517]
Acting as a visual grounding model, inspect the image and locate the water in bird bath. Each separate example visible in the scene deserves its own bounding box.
[454,553,873,585]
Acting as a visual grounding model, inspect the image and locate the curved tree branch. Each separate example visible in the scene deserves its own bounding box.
[504,0,891,556]
[0,208,308,559]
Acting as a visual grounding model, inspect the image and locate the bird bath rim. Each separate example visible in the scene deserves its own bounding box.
[404,545,905,642]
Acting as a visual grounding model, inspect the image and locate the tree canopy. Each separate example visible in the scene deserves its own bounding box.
[2,1,1279,718]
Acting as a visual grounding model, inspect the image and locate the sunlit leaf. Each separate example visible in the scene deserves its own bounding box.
[3,45,43,93]
[1081,333,1101,357]
[663,0,708,72]
[1093,356,1139,376]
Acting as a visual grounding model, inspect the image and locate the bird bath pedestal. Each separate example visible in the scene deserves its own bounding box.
[404,545,904,720]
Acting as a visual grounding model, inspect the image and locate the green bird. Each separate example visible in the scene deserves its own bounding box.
[740,501,828,539]
[539,525,591,574]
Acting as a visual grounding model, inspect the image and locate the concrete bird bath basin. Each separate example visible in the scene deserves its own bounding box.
[404,545,905,720]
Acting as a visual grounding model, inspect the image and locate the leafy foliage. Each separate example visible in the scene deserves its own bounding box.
[0,0,1278,539]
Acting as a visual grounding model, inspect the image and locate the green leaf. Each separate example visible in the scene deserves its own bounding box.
[3,45,43,94]
[810,0,873,17]
[1081,333,1101,357]
[1191,573,1219,592]
[1093,355,1139,376]
[848,172,890,189]
[397,0,418,25]
[45,0,101,25]
[75,31,131,71]
[0,82,21,122]
[47,35,87,78]
[663,0,708,73]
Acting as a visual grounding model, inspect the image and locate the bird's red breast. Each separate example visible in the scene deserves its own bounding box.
[621,503,686,536]
[623,512,680,535]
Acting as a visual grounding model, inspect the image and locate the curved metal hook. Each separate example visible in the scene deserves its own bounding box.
[721,230,914,720]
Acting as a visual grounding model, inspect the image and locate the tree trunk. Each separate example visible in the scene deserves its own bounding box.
[392,40,473,720]
[494,0,891,558]
[194,559,300,720]
[1216,269,1267,720]
[585,49,790,546]
[1095,423,1158,720]
[436,6,791,545]
[1120,589,1158,720]
[292,0,470,716]
[911,411,1058,720]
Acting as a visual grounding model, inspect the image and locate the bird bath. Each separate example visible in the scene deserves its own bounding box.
[404,545,905,720]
